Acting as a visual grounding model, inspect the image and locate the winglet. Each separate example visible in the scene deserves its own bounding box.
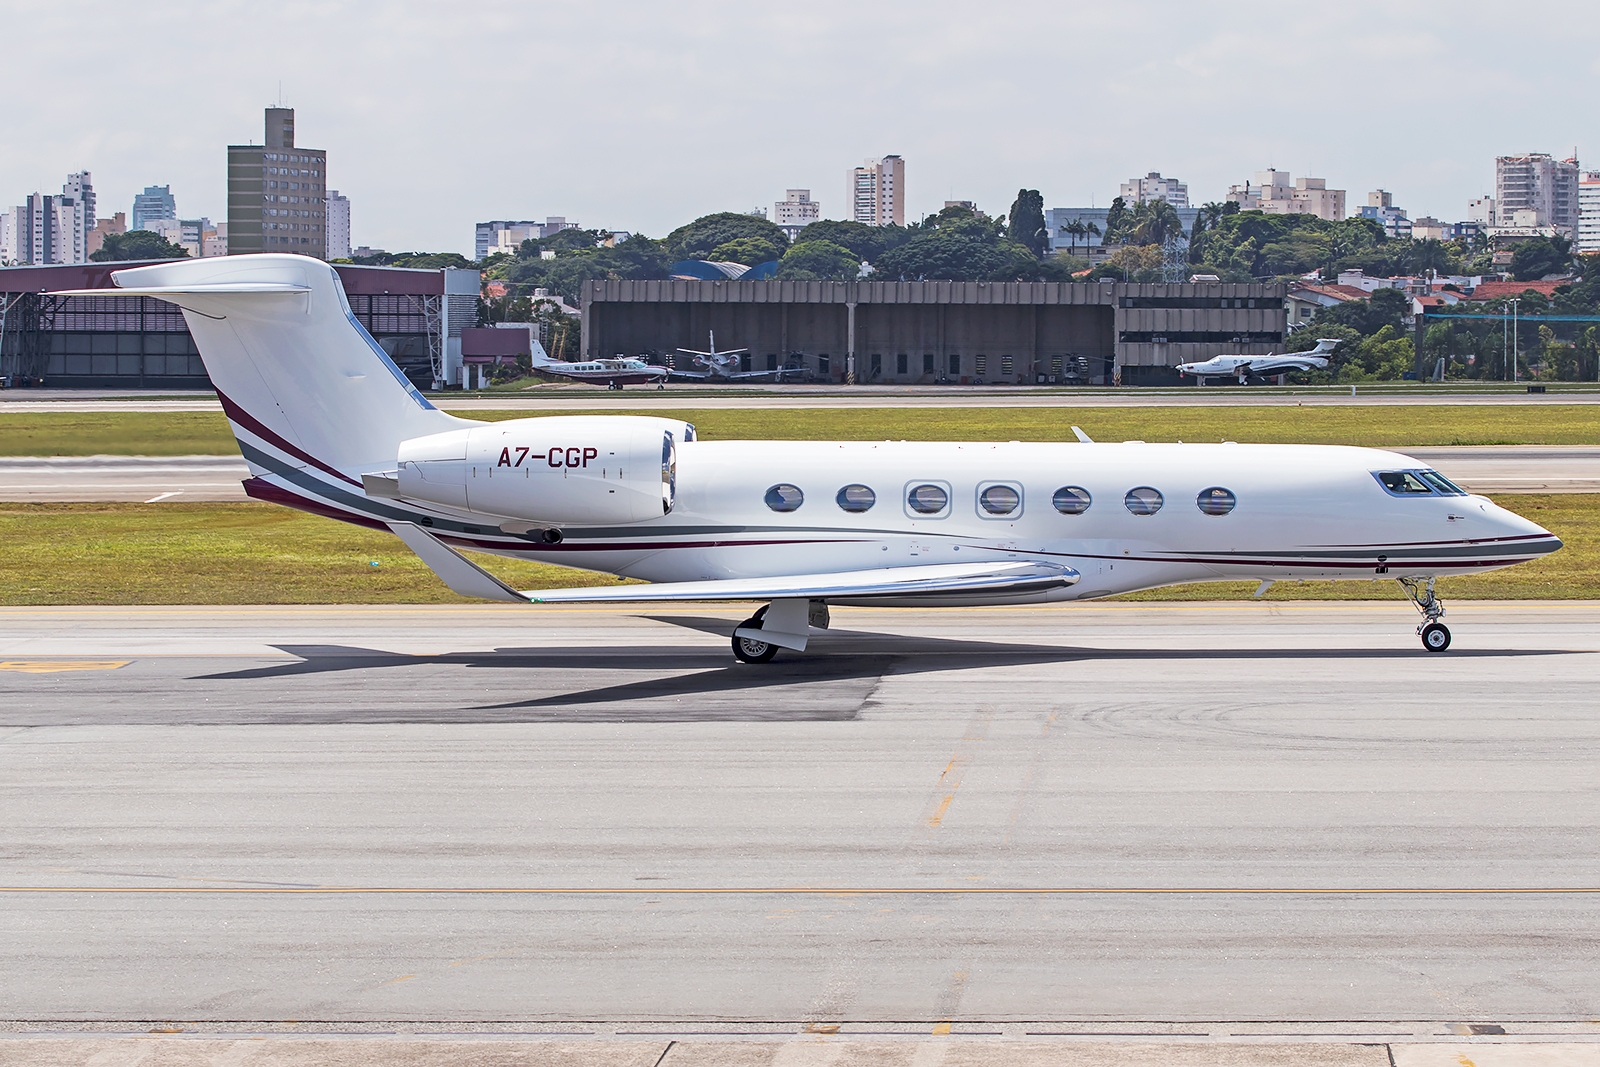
[1071,426,1094,444]
[387,522,528,603]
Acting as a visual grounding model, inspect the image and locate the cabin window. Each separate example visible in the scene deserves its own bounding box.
[1375,471,1434,496]
[978,483,1021,517]
[836,484,876,512]
[906,482,950,516]
[1052,486,1092,514]
[1196,487,1236,515]
[1124,487,1164,515]
[764,483,804,511]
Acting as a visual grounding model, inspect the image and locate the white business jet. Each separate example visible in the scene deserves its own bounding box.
[1178,338,1338,384]
[56,258,1560,659]
[528,342,667,390]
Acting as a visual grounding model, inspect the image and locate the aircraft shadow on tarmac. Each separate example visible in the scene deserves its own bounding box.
[189,616,1573,723]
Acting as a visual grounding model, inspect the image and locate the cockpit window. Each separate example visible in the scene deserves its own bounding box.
[765,483,804,511]
[1376,471,1438,496]
[1417,470,1467,495]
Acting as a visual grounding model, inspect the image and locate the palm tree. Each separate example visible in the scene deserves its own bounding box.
[1064,219,1085,255]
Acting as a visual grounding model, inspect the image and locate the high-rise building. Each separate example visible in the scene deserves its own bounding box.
[19,193,85,264]
[326,190,351,259]
[1578,172,1600,253]
[228,106,329,257]
[1495,153,1579,234]
[1467,196,1496,227]
[1357,190,1411,238]
[0,210,18,264]
[131,185,176,231]
[850,155,905,227]
[63,171,95,232]
[1118,172,1189,208]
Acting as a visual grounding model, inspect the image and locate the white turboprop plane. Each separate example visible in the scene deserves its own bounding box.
[1177,338,1338,384]
[668,332,805,382]
[57,257,1561,659]
[528,342,668,390]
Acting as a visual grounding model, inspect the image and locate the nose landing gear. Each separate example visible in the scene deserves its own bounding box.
[1399,576,1450,652]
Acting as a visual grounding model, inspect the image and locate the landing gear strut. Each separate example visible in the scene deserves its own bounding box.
[731,605,777,663]
[1399,576,1450,652]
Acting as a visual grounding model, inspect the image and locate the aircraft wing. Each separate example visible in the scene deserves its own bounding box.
[388,522,1077,603]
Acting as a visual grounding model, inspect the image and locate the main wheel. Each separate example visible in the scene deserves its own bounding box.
[732,633,778,663]
[1421,622,1451,652]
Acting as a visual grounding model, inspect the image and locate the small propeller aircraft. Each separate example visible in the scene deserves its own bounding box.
[668,332,806,382]
[54,258,1561,661]
[528,341,667,390]
[1178,338,1338,385]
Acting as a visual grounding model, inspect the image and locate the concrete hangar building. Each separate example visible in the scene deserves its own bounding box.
[582,279,1288,385]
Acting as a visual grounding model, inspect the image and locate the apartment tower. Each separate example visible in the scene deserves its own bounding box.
[228,107,329,257]
[1495,153,1579,233]
[850,155,905,227]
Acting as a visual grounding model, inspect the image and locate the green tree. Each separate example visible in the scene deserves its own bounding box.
[791,219,911,262]
[89,230,190,261]
[1007,189,1048,257]
[664,212,790,261]
[1101,196,1128,245]
[1511,235,1574,281]
[870,215,1052,281]
[1313,286,1410,337]
[775,240,861,281]
[708,236,785,266]
[1125,199,1183,247]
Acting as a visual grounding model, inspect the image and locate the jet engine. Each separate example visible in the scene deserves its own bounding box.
[378,415,692,526]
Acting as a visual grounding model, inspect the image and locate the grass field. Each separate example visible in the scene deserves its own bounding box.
[3,404,1600,455]
[1,495,1593,606]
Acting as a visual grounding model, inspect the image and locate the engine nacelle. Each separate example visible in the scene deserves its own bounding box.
[393,415,691,525]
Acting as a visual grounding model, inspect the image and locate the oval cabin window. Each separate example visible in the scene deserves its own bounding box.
[764,484,804,512]
[979,485,1020,515]
[836,484,876,512]
[1196,487,1237,515]
[907,483,949,514]
[1052,486,1091,514]
[1124,487,1164,515]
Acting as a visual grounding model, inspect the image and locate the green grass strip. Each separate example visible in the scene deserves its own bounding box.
[0,496,1593,605]
[4,405,1600,455]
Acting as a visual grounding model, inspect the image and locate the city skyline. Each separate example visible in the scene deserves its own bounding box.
[3,1,1596,256]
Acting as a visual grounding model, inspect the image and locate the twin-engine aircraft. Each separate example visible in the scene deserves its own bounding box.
[57,257,1561,660]
[528,343,667,390]
[668,332,806,382]
[1177,338,1338,384]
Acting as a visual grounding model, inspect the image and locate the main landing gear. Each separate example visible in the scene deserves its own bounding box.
[730,600,828,663]
[731,606,778,663]
[1399,576,1451,652]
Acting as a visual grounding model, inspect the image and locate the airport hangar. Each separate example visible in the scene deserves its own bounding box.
[0,261,480,390]
[582,279,1290,386]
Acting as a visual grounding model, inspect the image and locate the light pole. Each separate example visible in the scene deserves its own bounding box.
[1509,298,1520,384]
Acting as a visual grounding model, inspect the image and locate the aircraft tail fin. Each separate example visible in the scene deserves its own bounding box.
[56,255,466,482]
[1311,338,1341,355]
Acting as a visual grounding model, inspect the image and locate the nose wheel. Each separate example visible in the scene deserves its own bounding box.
[1399,576,1451,652]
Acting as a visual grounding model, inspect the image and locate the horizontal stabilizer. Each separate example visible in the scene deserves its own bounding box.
[50,283,312,298]
[387,522,527,603]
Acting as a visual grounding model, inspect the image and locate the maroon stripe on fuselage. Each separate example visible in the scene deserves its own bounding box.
[243,477,388,530]
[218,389,363,486]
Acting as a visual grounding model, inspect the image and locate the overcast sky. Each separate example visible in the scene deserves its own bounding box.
[4,0,1596,254]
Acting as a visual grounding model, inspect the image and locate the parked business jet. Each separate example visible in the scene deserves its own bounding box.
[57,258,1561,660]
[1178,338,1338,384]
[529,341,667,390]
